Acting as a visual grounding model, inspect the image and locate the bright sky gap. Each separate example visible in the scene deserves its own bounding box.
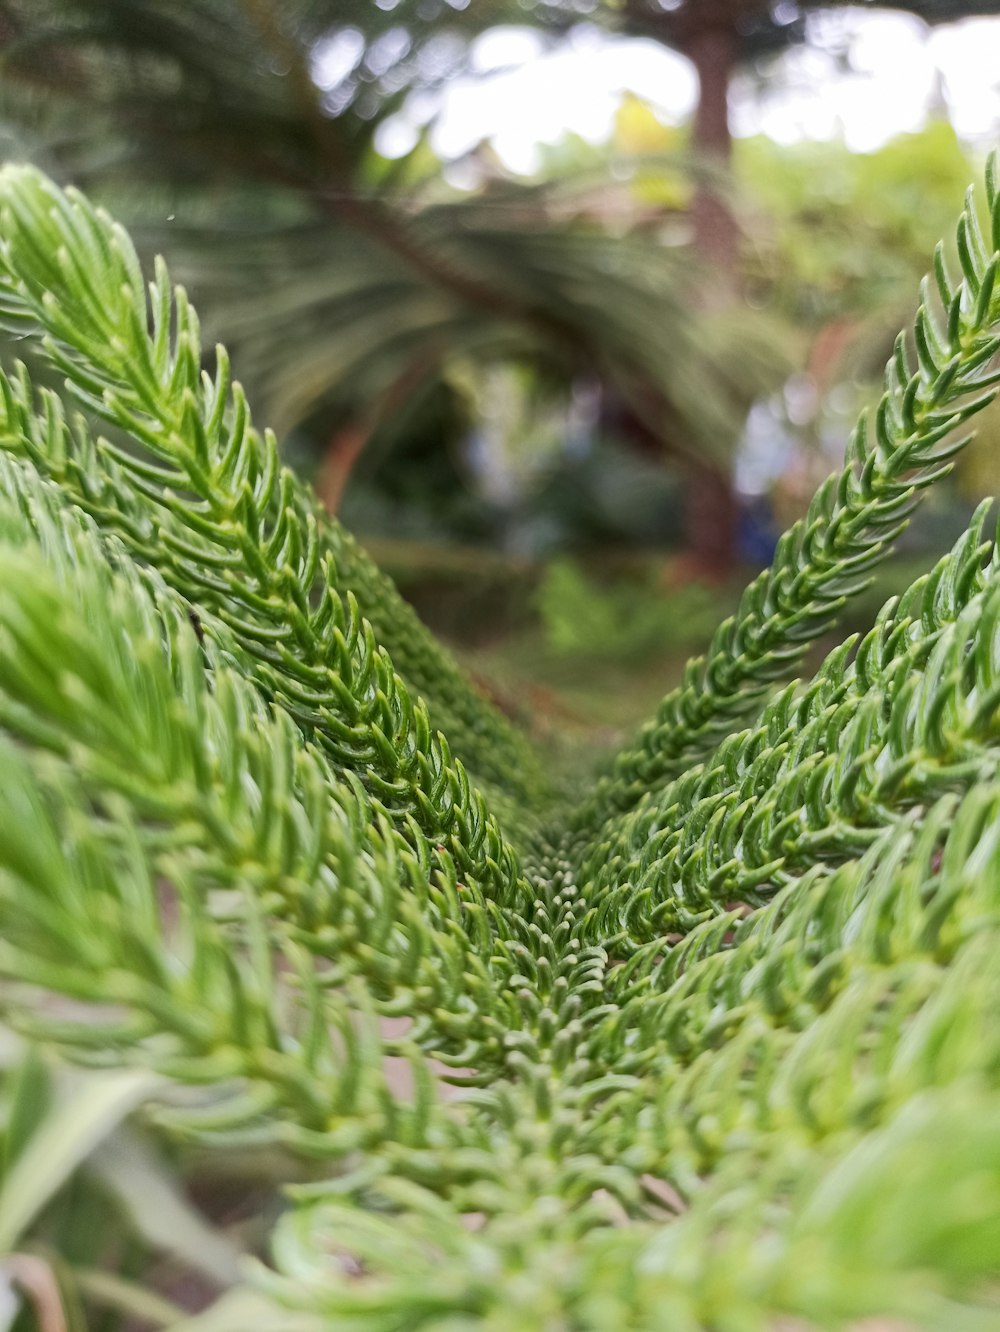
[313,8,1000,179]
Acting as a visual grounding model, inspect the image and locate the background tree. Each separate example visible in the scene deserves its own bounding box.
[5,3,986,574]
[584,0,1000,565]
[0,0,786,573]
[610,2,1000,208]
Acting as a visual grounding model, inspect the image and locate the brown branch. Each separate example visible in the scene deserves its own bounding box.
[318,350,441,514]
[1,1255,68,1332]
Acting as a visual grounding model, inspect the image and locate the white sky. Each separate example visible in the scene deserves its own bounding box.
[355,7,1000,176]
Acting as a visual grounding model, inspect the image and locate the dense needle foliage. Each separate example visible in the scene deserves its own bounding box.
[2,162,1000,1329]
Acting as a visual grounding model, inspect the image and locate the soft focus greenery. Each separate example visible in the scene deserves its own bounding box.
[536,559,732,661]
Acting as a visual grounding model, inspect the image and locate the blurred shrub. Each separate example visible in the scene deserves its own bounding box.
[536,558,731,659]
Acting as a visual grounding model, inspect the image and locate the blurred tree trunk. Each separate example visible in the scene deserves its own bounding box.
[679,451,739,576]
[677,19,742,577]
[687,22,739,273]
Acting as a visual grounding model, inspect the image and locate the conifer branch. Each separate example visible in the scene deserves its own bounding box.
[0,462,518,1069]
[0,166,540,918]
[1,161,1000,1329]
[579,506,1000,947]
[571,164,1000,840]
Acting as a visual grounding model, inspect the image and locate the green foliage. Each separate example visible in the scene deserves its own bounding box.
[739,122,977,320]
[577,166,1000,832]
[536,558,729,660]
[3,160,1000,1330]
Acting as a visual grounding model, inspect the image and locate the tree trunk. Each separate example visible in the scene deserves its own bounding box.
[679,452,740,581]
[682,22,742,574]
[686,23,739,274]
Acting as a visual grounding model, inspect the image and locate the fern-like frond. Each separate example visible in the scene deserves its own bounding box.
[252,787,1000,1329]
[0,463,523,1070]
[578,503,1000,947]
[4,161,1000,1330]
[571,171,1000,841]
[0,167,548,915]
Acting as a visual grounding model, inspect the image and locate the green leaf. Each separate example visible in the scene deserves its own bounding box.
[0,1069,159,1252]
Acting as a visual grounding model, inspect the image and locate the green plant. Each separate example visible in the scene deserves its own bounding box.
[536,558,731,662]
[2,160,1000,1330]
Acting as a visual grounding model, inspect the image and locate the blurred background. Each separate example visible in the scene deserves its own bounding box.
[3,0,1000,759]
